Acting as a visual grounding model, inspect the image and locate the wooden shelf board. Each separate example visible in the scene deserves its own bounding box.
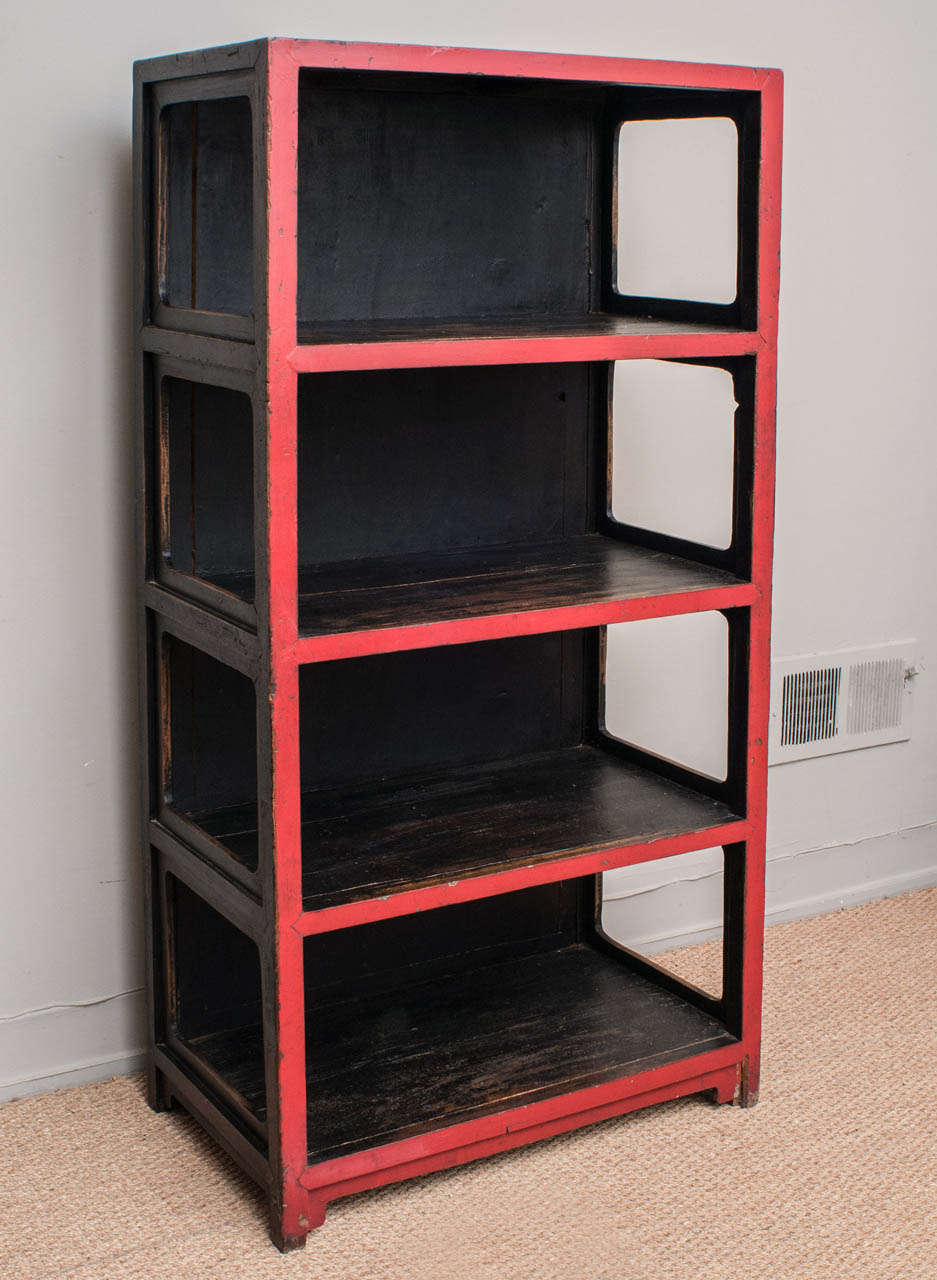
[184,941,736,1163]
[201,535,751,651]
[191,743,740,914]
[297,313,750,344]
[291,315,761,371]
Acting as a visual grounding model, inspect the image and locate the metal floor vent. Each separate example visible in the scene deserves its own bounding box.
[769,642,916,763]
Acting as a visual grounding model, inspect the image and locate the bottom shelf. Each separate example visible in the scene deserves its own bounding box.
[186,942,735,1164]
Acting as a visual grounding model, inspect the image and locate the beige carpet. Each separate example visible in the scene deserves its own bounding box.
[2,888,936,1280]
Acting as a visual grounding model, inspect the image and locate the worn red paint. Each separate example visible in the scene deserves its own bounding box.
[254,38,779,1244]
[264,40,308,1248]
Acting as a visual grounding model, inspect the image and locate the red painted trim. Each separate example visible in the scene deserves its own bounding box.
[293,583,759,665]
[305,1066,738,1206]
[293,819,751,937]
[253,42,782,1237]
[756,70,783,347]
[735,68,782,1094]
[264,42,308,1241]
[276,37,776,94]
[288,330,762,375]
[300,1055,740,1195]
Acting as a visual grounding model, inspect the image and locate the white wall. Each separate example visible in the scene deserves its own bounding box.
[2,0,935,1100]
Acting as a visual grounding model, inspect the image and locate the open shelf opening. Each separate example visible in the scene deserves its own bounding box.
[295,361,746,639]
[158,97,253,316]
[616,117,739,305]
[158,374,254,602]
[165,872,265,1129]
[296,72,757,341]
[602,846,726,1000]
[611,360,738,552]
[604,612,730,782]
[160,635,259,872]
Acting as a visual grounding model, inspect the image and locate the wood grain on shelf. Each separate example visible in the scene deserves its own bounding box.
[202,536,746,639]
[191,744,739,910]
[297,312,755,345]
[184,942,735,1162]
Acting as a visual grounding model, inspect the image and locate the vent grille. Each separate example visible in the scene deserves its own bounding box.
[847,658,904,735]
[770,643,914,763]
[780,667,840,747]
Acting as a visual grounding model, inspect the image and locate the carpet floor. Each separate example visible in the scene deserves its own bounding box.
[2,887,936,1280]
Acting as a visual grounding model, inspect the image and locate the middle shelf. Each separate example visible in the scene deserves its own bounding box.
[204,535,748,641]
[157,623,745,915]
[152,356,753,648]
[193,743,740,911]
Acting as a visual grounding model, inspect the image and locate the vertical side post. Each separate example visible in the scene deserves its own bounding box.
[259,40,316,1248]
[738,68,783,1104]
[133,65,171,1114]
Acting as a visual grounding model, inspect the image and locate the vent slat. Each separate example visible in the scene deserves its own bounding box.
[847,657,903,736]
[780,665,840,748]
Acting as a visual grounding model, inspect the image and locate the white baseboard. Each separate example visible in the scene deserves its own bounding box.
[0,1050,147,1104]
[600,822,937,954]
[0,987,145,1105]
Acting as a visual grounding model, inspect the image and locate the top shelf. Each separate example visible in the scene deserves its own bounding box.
[147,61,772,347]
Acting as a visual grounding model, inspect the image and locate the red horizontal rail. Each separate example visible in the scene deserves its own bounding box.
[293,819,751,937]
[291,582,759,665]
[279,38,779,95]
[288,330,763,375]
[299,1050,742,1195]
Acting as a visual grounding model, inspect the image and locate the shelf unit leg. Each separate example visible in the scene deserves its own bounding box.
[268,1188,326,1252]
[710,1069,738,1106]
[736,1054,760,1108]
[145,1063,174,1113]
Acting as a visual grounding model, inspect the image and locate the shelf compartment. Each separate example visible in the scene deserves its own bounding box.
[154,369,256,618]
[285,360,753,655]
[198,744,741,915]
[162,855,740,1165]
[145,358,756,642]
[296,71,759,339]
[155,88,254,329]
[179,628,743,914]
[158,633,259,873]
[188,935,736,1163]
[162,871,266,1134]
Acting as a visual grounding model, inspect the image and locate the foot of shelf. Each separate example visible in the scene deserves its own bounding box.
[146,1066,174,1114]
[268,1193,327,1253]
[710,1075,737,1106]
[270,1229,308,1254]
[735,1056,760,1109]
